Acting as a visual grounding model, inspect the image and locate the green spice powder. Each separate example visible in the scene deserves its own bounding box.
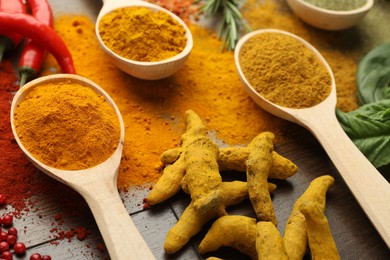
[303,0,367,11]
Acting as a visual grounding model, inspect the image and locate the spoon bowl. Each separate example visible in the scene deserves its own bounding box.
[286,0,373,30]
[235,29,390,247]
[96,0,193,80]
[11,74,156,259]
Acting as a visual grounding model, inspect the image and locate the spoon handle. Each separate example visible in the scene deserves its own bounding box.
[79,177,156,259]
[302,109,390,247]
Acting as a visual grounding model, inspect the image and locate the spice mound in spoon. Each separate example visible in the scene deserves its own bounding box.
[13,80,121,170]
[238,32,332,109]
[98,6,187,62]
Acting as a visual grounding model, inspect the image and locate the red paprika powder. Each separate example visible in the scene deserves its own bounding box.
[0,60,36,213]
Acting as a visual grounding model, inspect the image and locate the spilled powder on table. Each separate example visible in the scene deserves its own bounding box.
[42,0,362,189]
[42,16,285,189]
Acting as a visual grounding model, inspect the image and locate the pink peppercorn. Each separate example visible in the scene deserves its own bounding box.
[1,215,13,227]
[30,253,42,260]
[7,227,17,237]
[0,231,7,241]
[6,235,17,246]
[0,241,10,252]
[13,242,26,255]
[1,250,12,259]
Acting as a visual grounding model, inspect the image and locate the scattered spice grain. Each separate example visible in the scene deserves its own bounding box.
[42,15,285,188]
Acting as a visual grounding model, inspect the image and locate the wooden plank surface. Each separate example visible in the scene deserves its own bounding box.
[1,0,389,259]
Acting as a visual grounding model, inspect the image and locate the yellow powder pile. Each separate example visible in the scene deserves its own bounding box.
[14,81,120,170]
[239,32,331,108]
[98,6,187,62]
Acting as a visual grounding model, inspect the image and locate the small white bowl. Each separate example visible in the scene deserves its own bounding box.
[96,0,193,80]
[286,0,374,31]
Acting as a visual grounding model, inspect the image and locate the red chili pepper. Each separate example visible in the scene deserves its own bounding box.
[0,12,76,75]
[19,0,54,86]
[0,0,26,61]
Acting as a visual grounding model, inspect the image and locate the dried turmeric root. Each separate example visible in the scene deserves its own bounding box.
[148,110,225,214]
[283,175,334,260]
[164,181,246,254]
[181,110,224,215]
[219,147,298,179]
[300,201,340,260]
[147,155,186,205]
[246,132,277,225]
[160,148,181,164]
[152,131,297,206]
[164,181,277,254]
[198,215,258,260]
[164,200,216,254]
[180,174,277,195]
[161,138,298,179]
[256,221,288,260]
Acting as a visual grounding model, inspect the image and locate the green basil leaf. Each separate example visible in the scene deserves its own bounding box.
[336,99,390,168]
[356,43,390,105]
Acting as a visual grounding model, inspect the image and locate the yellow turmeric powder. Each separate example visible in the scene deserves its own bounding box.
[43,0,361,187]
[13,81,120,170]
[98,6,187,62]
[43,15,180,187]
[238,32,331,109]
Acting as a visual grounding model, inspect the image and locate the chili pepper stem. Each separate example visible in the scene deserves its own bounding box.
[19,67,37,86]
[19,72,30,87]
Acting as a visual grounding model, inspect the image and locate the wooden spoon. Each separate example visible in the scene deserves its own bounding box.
[95,0,193,80]
[10,74,156,259]
[235,29,390,248]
